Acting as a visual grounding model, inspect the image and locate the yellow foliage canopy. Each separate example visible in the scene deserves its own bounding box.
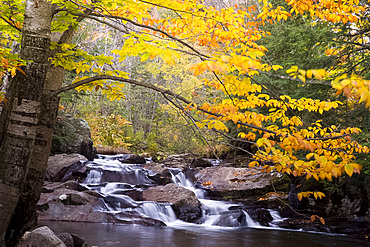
[1,0,369,201]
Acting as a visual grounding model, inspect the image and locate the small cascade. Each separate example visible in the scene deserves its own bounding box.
[268,209,285,227]
[82,155,284,229]
[136,202,177,222]
[169,168,205,199]
[242,210,261,227]
[84,170,102,184]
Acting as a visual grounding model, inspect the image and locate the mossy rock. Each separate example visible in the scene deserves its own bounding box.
[51,115,95,160]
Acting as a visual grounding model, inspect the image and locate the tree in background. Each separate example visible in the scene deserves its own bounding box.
[0,0,370,245]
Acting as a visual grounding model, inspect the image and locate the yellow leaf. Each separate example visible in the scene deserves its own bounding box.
[213,120,229,132]
[256,138,265,147]
[297,193,303,201]
[286,66,298,74]
[311,215,316,222]
[231,115,239,124]
[306,153,314,160]
[345,163,353,177]
[306,70,313,78]
[249,161,259,167]
[320,217,325,225]
[272,65,283,71]
[190,62,208,76]
[311,69,326,80]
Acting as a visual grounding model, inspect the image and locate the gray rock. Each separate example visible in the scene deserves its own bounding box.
[213,210,245,227]
[37,189,164,226]
[57,233,74,247]
[42,181,87,193]
[159,153,195,170]
[198,166,287,200]
[118,154,146,164]
[17,226,66,247]
[46,154,88,182]
[70,234,88,247]
[142,183,202,222]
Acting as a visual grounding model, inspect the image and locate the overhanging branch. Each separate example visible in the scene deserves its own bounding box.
[47,75,277,135]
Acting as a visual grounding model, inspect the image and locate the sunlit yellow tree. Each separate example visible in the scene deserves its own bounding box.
[1,0,370,244]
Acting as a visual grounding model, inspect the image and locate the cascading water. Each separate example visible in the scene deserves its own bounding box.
[82,154,278,228]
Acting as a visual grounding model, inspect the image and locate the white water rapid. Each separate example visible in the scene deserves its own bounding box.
[82,154,284,229]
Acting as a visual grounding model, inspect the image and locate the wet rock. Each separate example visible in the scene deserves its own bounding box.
[37,189,164,226]
[17,226,66,247]
[46,154,88,182]
[143,163,168,174]
[57,233,74,247]
[213,210,245,227]
[42,181,87,193]
[51,116,95,160]
[278,218,333,233]
[118,154,146,164]
[142,183,202,222]
[104,195,139,209]
[247,208,273,226]
[58,233,87,247]
[159,153,195,170]
[190,158,213,168]
[143,163,173,185]
[296,173,370,223]
[70,234,88,247]
[38,188,91,206]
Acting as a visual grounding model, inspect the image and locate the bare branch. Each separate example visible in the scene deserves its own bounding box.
[0,16,21,32]
[67,9,210,59]
[47,75,278,135]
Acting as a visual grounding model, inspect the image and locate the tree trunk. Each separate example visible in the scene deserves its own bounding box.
[0,0,52,245]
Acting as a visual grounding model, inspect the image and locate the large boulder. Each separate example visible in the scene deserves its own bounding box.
[51,116,95,160]
[46,154,88,182]
[198,166,289,200]
[142,183,202,222]
[17,226,66,247]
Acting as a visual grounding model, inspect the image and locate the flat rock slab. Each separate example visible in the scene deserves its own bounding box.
[198,166,285,200]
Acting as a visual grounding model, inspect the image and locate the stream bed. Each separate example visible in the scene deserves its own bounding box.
[40,154,369,246]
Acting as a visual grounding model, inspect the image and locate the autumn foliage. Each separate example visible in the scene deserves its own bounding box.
[1,0,370,200]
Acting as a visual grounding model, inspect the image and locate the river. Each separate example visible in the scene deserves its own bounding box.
[41,220,367,247]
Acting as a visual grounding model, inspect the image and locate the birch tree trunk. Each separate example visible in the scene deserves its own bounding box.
[0,0,52,245]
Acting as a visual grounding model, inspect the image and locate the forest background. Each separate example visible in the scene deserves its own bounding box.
[0,0,370,245]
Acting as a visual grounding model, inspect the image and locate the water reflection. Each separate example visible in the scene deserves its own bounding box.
[40,221,368,247]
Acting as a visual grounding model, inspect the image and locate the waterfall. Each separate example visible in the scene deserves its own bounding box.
[242,210,261,227]
[82,155,283,229]
[268,209,285,227]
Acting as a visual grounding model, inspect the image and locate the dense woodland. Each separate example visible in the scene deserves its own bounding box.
[0,0,370,245]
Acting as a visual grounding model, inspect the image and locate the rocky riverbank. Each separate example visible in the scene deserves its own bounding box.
[30,153,369,245]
